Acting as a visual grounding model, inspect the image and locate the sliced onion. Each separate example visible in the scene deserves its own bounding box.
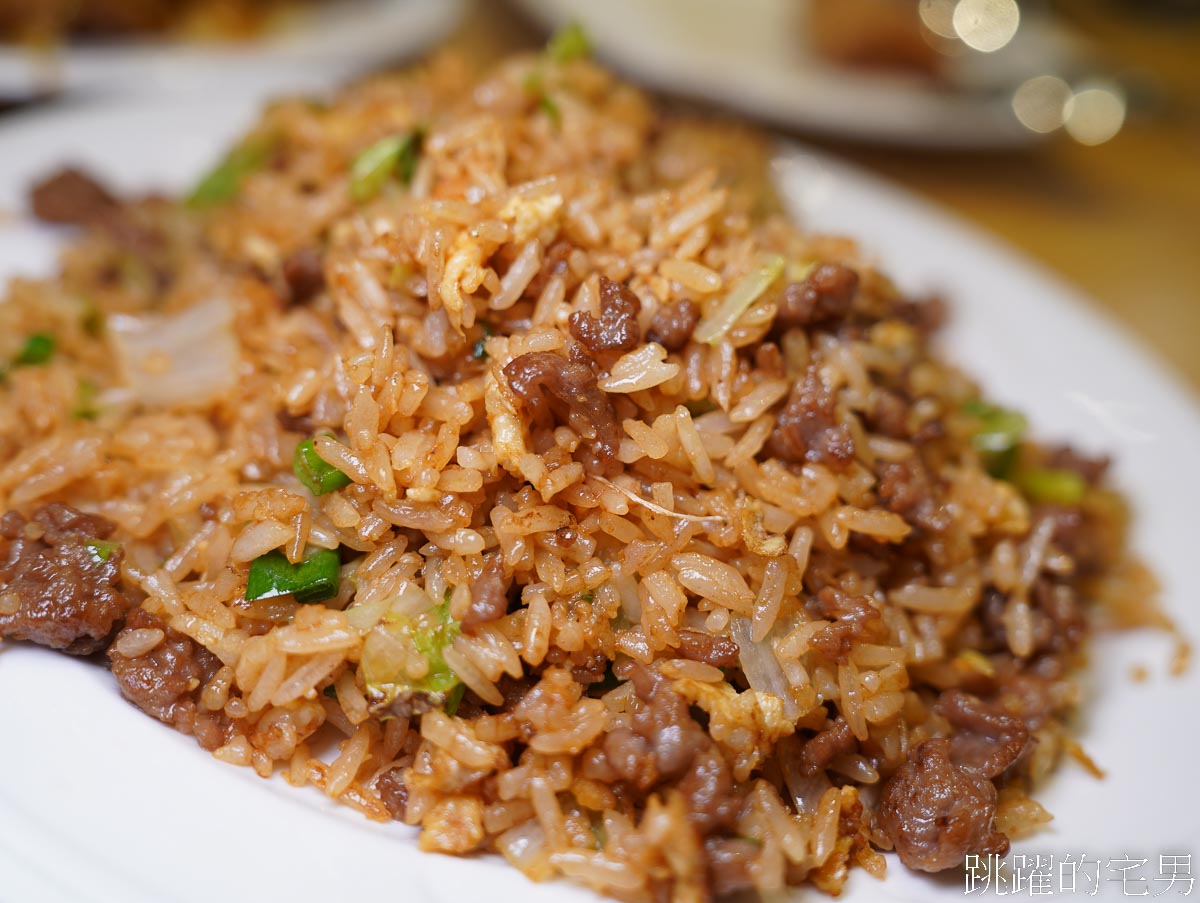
[692,254,785,345]
[109,297,239,409]
[730,614,801,720]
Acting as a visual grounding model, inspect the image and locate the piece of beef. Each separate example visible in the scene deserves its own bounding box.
[764,364,854,467]
[108,608,230,750]
[569,276,642,355]
[646,298,700,352]
[375,767,410,820]
[461,554,509,629]
[807,587,885,661]
[29,167,119,227]
[281,246,326,305]
[0,504,130,655]
[876,737,1008,872]
[503,350,621,475]
[676,628,740,668]
[936,688,1028,779]
[775,263,859,331]
[797,716,857,774]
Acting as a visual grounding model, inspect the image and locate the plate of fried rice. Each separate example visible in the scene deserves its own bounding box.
[0,40,1197,903]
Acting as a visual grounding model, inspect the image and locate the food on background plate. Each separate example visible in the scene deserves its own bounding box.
[0,0,324,43]
[0,31,1159,901]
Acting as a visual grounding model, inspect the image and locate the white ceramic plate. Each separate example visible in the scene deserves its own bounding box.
[0,96,1197,903]
[511,0,1085,148]
[0,0,463,104]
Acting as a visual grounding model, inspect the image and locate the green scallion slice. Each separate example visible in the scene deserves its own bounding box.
[963,399,1027,478]
[349,131,422,203]
[537,94,562,127]
[444,683,466,716]
[85,539,120,564]
[293,438,352,495]
[246,548,341,605]
[546,21,591,63]
[73,379,100,421]
[1017,467,1087,506]
[188,133,276,208]
[16,333,55,365]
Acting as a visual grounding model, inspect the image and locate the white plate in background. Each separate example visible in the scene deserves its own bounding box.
[0,0,463,105]
[0,97,1197,902]
[512,0,1085,148]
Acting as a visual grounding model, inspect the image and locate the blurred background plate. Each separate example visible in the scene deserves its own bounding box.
[0,93,1197,902]
[0,0,463,105]
[511,0,1086,148]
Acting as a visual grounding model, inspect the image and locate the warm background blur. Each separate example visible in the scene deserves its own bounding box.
[455,0,1200,388]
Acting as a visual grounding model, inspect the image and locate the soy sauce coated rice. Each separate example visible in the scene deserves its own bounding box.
[0,48,1154,900]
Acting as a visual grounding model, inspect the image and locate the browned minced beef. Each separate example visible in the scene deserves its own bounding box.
[797,716,856,774]
[775,263,859,331]
[676,747,739,832]
[807,587,885,661]
[765,363,854,467]
[0,504,130,655]
[676,628,740,668]
[375,767,409,820]
[281,246,326,305]
[503,350,621,475]
[569,276,642,355]
[603,661,741,833]
[876,457,948,532]
[646,297,700,352]
[981,578,1086,659]
[29,167,119,226]
[876,737,1008,872]
[108,608,231,751]
[866,389,911,440]
[461,554,509,629]
[936,689,1028,779]
[705,836,760,896]
[892,295,948,336]
[523,238,575,299]
[601,660,708,790]
[1042,444,1110,486]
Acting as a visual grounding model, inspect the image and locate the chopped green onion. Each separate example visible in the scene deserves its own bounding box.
[362,599,463,711]
[293,438,352,495]
[73,378,100,421]
[444,683,466,716]
[580,590,595,603]
[349,131,422,203]
[15,332,55,365]
[80,300,105,337]
[693,254,786,345]
[323,684,338,699]
[537,94,562,127]
[1017,467,1087,506]
[963,399,1027,478]
[188,133,276,208]
[546,21,591,63]
[246,548,341,605]
[85,539,120,564]
[589,815,607,850]
[472,321,493,361]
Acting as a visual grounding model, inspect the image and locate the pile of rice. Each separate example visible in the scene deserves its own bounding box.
[0,42,1153,901]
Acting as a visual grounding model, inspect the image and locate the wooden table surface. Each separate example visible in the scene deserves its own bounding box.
[449,1,1200,390]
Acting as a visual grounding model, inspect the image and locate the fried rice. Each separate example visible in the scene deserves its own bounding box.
[0,41,1159,901]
